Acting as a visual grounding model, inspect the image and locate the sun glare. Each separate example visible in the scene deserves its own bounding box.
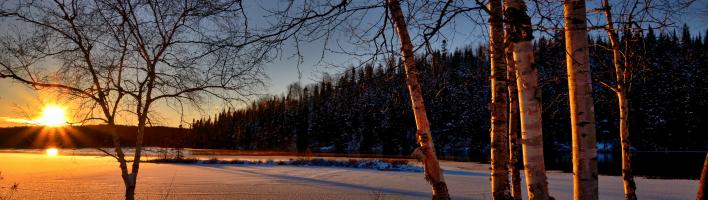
[46,148,59,156]
[38,105,67,127]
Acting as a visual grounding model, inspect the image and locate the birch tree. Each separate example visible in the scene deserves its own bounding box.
[386,0,450,199]
[0,1,132,196]
[564,0,599,199]
[504,0,551,199]
[1,1,270,199]
[505,26,522,200]
[487,0,511,199]
[256,0,487,198]
[597,0,636,198]
[592,1,695,199]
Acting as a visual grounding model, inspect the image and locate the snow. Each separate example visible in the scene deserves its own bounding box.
[596,142,614,152]
[0,153,698,200]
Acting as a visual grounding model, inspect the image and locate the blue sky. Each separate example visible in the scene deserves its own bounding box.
[261,0,706,95]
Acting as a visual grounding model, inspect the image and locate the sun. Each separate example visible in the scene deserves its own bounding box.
[46,148,59,156]
[37,105,68,127]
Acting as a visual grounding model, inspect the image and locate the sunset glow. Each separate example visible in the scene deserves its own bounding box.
[46,148,59,156]
[37,105,67,127]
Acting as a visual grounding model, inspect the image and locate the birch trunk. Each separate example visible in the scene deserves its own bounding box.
[105,118,134,200]
[503,1,551,199]
[600,1,637,198]
[504,23,522,200]
[698,153,708,200]
[564,1,599,199]
[386,0,449,199]
[117,114,146,200]
[516,37,551,200]
[506,38,523,200]
[488,0,511,199]
[112,133,132,200]
[125,117,146,200]
[618,93,636,200]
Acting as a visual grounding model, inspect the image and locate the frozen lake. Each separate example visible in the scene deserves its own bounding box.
[0,151,699,200]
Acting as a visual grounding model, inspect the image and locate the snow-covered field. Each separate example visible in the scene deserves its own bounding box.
[0,152,698,200]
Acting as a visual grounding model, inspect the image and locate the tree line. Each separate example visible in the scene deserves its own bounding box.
[0,125,188,149]
[190,25,708,156]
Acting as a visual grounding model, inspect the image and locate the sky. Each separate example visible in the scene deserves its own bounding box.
[0,0,705,127]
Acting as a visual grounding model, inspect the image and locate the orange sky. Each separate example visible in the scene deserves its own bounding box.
[0,78,225,127]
